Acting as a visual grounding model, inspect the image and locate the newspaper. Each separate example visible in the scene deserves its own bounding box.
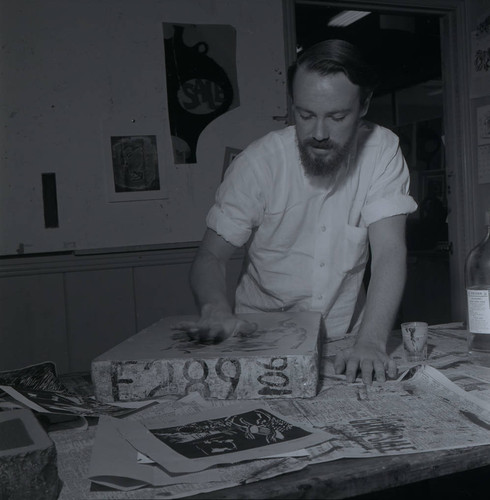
[303,364,490,464]
[424,324,490,405]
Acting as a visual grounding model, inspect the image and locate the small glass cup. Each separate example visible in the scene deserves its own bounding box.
[401,321,428,362]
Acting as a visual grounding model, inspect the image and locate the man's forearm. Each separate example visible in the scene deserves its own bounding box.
[356,247,407,346]
[190,248,232,314]
[180,230,254,341]
[334,215,408,382]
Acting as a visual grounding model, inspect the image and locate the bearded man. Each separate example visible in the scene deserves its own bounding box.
[180,39,417,384]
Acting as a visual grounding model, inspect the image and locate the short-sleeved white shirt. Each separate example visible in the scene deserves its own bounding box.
[206,122,417,338]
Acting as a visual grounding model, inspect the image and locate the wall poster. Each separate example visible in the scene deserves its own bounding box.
[111,135,160,192]
[163,23,240,164]
[102,117,168,202]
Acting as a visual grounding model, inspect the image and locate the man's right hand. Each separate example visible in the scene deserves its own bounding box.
[173,304,257,343]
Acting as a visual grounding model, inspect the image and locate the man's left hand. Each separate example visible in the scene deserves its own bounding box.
[333,341,397,384]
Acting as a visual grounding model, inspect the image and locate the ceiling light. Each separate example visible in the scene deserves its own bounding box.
[328,11,371,27]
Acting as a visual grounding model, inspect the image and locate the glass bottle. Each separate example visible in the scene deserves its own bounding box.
[465,209,490,366]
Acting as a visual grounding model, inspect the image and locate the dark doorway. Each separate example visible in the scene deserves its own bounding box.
[294,3,451,325]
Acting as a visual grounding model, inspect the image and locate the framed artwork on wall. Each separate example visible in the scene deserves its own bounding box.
[102,117,169,202]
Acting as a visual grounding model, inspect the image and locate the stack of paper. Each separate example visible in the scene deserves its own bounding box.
[88,394,330,493]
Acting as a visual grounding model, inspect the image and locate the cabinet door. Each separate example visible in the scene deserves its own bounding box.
[134,263,197,331]
[64,269,135,372]
[0,275,69,372]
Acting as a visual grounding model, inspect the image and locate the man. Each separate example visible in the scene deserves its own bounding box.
[179,39,417,384]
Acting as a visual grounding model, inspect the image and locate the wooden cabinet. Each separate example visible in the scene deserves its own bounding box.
[64,268,136,372]
[0,273,69,372]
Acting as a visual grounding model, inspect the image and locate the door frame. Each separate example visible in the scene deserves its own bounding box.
[286,0,472,322]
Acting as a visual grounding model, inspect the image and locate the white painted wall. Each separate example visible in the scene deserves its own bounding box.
[0,0,288,255]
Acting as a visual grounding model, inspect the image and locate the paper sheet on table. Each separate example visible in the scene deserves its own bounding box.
[88,416,233,490]
[135,446,308,464]
[115,401,329,474]
[88,412,315,491]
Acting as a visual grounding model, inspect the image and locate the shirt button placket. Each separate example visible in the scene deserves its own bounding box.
[313,224,328,309]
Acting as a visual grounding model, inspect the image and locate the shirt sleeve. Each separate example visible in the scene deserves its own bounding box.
[361,130,418,226]
[206,152,266,247]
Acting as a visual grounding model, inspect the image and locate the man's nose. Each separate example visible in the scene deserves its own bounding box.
[313,118,329,141]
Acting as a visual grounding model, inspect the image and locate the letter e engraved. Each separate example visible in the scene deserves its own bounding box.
[257,357,292,395]
[110,361,137,401]
[215,358,241,399]
[183,358,210,397]
[110,361,173,401]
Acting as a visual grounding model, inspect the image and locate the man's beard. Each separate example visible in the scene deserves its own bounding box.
[297,135,354,179]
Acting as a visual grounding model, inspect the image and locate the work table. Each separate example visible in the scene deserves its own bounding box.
[13,323,490,499]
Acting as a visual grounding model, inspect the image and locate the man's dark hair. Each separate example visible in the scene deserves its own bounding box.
[287,39,379,104]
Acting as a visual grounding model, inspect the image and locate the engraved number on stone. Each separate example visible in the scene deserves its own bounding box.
[215,357,241,398]
[257,356,292,395]
[183,358,210,397]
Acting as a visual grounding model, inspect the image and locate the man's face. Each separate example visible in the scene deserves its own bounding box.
[292,68,369,179]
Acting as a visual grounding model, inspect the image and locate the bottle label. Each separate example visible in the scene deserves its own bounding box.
[467,289,490,334]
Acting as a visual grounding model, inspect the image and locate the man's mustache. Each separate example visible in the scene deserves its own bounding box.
[305,138,334,150]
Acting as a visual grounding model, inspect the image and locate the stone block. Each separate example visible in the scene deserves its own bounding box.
[0,409,62,500]
[92,311,323,402]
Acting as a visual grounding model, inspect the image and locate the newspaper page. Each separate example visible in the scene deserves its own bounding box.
[296,364,490,464]
[424,324,490,405]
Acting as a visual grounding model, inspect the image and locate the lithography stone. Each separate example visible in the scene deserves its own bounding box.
[0,409,62,500]
[92,311,323,402]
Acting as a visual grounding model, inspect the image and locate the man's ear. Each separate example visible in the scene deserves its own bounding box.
[360,92,373,118]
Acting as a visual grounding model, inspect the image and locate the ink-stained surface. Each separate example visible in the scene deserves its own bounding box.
[91,312,323,402]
